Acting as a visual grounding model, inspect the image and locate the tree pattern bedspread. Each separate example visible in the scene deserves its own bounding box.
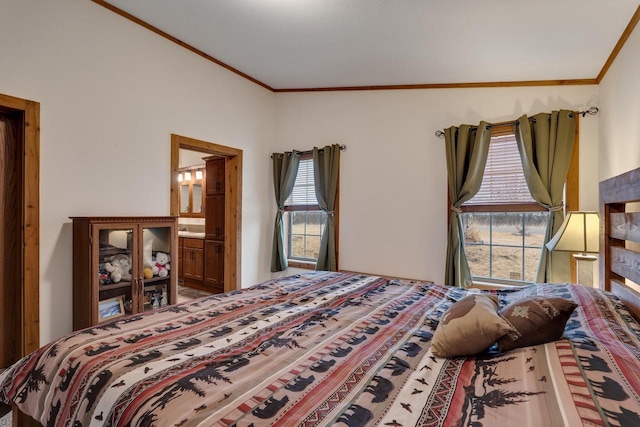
[1,272,639,426]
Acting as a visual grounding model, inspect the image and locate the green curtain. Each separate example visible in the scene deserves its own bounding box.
[313,144,341,271]
[444,123,492,288]
[513,110,576,283]
[270,151,300,272]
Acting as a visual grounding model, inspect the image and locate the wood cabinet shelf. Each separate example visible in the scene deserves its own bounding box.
[143,276,172,285]
[99,282,131,292]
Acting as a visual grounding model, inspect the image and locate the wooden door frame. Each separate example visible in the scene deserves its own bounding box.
[0,93,39,358]
[170,134,242,291]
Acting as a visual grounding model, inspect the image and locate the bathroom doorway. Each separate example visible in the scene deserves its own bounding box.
[170,134,242,292]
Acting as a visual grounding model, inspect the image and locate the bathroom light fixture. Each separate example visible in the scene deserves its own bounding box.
[184,171,192,181]
[195,169,203,180]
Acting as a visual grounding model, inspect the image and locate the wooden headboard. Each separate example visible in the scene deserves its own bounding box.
[600,166,640,322]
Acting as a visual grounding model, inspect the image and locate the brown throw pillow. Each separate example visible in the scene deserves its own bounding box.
[431,294,511,358]
[497,296,578,352]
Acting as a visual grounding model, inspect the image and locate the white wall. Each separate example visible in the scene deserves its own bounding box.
[599,17,640,181]
[0,0,276,343]
[275,86,600,283]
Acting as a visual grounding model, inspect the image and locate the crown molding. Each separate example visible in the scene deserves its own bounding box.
[273,79,598,93]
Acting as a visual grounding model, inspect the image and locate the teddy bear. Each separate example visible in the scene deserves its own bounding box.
[104,254,132,283]
[152,252,171,277]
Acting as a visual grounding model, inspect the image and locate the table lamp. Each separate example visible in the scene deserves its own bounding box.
[546,211,599,284]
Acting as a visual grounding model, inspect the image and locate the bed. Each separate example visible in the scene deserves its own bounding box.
[1,169,640,427]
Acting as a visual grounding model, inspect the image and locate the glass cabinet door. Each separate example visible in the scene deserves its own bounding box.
[140,225,173,312]
[92,223,175,320]
[94,225,135,320]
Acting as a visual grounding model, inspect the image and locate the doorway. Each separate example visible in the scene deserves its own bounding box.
[0,93,39,369]
[170,134,242,292]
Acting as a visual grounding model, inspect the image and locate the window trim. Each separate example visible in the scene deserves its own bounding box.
[285,205,322,212]
[288,259,317,269]
[461,203,546,213]
[566,117,580,282]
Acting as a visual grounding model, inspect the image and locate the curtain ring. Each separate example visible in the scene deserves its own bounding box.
[278,208,285,214]
[326,210,335,217]
[548,205,563,212]
[450,205,462,214]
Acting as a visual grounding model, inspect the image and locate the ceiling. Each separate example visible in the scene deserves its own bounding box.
[99,0,640,91]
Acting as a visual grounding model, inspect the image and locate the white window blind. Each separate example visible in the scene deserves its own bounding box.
[286,158,318,206]
[465,134,535,206]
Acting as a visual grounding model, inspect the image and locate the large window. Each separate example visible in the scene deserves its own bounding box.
[461,132,548,284]
[284,154,327,266]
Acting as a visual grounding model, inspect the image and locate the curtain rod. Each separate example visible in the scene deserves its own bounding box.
[271,144,347,158]
[434,106,599,138]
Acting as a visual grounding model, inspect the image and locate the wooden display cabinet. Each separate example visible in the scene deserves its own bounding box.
[71,216,178,330]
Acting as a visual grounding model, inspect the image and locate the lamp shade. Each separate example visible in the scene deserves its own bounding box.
[546,211,599,253]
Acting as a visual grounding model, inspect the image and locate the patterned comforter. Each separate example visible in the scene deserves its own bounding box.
[1,272,640,426]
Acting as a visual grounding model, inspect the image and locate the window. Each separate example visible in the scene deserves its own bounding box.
[284,154,327,267]
[461,130,550,284]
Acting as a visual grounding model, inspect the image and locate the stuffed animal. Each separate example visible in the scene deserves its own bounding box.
[142,240,155,280]
[152,252,171,277]
[104,254,132,283]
